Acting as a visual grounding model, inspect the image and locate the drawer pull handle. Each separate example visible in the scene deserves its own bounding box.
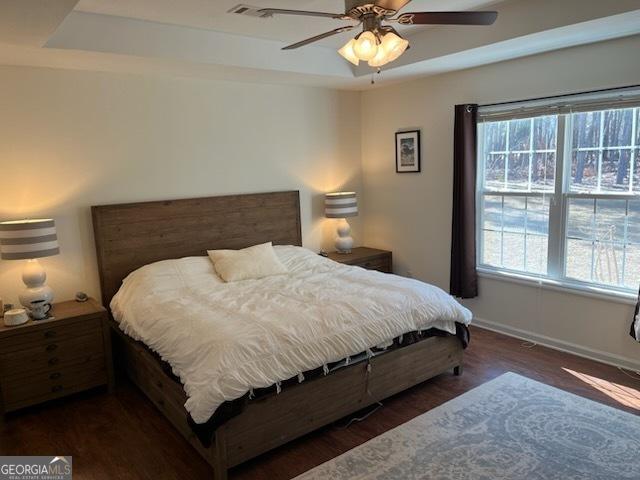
[46,344,58,352]
[44,330,57,339]
[48,358,59,366]
[50,372,61,380]
[51,385,63,393]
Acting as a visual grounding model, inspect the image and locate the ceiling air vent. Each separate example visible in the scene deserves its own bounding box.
[228,4,271,18]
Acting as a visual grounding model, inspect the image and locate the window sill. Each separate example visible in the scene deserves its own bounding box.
[477,267,637,306]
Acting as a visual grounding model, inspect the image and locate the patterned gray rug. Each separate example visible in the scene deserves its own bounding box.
[294,372,640,480]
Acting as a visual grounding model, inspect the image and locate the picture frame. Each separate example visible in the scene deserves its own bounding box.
[395,130,421,173]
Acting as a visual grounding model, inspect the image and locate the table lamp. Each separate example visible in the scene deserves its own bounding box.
[0,219,60,308]
[325,192,358,253]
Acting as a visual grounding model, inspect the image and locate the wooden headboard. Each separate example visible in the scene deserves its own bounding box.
[92,190,302,307]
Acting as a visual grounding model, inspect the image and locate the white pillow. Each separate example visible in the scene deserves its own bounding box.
[207,242,288,282]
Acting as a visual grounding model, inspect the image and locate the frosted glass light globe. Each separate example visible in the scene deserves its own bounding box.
[338,39,360,65]
[353,31,379,61]
[381,32,409,63]
[368,44,391,67]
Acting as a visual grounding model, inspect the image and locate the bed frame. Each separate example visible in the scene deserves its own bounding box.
[91,190,464,480]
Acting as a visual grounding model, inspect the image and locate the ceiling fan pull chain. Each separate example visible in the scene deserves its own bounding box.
[370,67,383,85]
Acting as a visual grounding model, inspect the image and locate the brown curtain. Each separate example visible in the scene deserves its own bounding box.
[632,286,639,342]
[450,104,478,298]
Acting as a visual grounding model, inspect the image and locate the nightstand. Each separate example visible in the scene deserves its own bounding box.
[0,298,114,417]
[327,247,392,273]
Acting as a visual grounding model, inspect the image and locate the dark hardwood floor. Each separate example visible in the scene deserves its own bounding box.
[1,326,638,479]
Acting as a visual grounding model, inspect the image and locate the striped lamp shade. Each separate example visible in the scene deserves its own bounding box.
[325,192,358,219]
[0,219,60,260]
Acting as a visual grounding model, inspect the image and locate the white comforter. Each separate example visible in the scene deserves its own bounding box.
[111,246,472,424]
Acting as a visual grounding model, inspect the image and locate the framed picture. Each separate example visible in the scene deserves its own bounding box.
[395,130,421,173]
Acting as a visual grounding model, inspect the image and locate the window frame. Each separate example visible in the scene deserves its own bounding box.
[476,106,640,298]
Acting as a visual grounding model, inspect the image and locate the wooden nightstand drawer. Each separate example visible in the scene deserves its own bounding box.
[358,258,392,273]
[0,331,104,377]
[2,358,107,410]
[327,247,392,273]
[0,316,102,353]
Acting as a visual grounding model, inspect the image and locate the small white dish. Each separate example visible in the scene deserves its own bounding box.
[4,308,29,326]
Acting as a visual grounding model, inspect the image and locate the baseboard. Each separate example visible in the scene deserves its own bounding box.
[472,317,640,373]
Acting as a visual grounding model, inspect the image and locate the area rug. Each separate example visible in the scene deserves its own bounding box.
[294,372,640,480]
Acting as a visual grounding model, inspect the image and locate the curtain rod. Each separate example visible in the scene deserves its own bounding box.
[478,84,640,108]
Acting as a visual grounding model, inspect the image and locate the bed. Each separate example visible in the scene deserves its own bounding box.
[92,190,470,480]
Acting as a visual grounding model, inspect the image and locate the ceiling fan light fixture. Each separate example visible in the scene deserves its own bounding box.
[380,31,409,63]
[268,4,497,72]
[353,31,379,61]
[338,38,360,66]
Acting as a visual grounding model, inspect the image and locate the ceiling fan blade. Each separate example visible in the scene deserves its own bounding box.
[282,26,356,50]
[396,11,498,26]
[374,0,412,12]
[258,8,349,20]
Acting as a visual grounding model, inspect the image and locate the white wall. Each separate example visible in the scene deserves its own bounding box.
[361,35,640,369]
[0,66,362,305]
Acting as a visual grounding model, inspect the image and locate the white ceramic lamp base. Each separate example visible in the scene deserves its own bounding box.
[335,218,354,254]
[19,259,54,310]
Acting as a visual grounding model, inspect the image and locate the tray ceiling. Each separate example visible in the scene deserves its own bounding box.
[74,0,498,47]
[0,0,638,89]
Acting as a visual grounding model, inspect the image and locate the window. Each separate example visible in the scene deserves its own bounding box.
[478,104,640,294]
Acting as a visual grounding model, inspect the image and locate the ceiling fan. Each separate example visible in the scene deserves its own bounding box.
[256,1,498,68]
